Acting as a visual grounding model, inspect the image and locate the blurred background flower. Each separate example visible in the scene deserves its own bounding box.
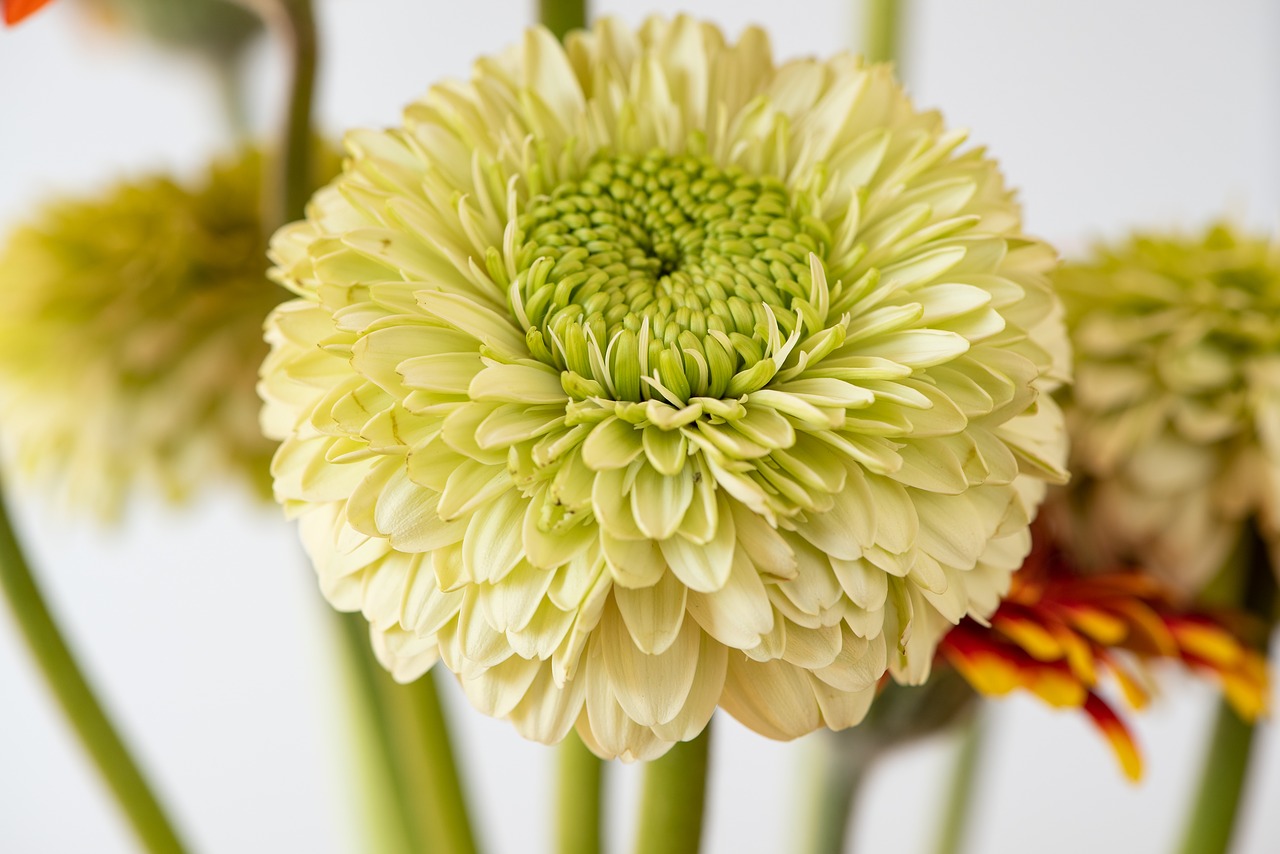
[0,146,336,517]
[1056,225,1280,596]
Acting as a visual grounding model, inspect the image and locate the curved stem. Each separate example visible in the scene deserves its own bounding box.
[555,731,604,854]
[803,733,868,854]
[932,712,985,854]
[271,0,317,226]
[863,0,903,66]
[538,0,587,41]
[633,728,712,854]
[0,482,188,854]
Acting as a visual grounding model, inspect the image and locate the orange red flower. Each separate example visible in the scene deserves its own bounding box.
[3,0,54,26]
[938,522,1270,780]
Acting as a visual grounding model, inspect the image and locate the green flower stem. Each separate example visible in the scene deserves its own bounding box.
[338,613,479,854]
[335,611,417,854]
[803,735,868,854]
[932,712,985,854]
[538,0,586,41]
[556,732,604,854]
[633,727,713,854]
[0,482,187,854]
[271,0,318,226]
[1176,701,1257,854]
[863,0,903,65]
[1177,522,1276,854]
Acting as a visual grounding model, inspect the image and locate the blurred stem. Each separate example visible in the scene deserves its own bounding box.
[633,728,712,854]
[238,0,318,227]
[339,613,479,854]
[863,0,903,66]
[1176,701,1257,854]
[1176,521,1275,854]
[932,712,985,854]
[210,54,251,142]
[803,733,869,854]
[335,612,416,854]
[273,0,317,225]
[555,732,604,854]
[538,0,586,41]
[0,479,188,854]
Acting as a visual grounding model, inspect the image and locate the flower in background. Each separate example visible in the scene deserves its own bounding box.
[0,147,329,516]
[3,0,54,25]
[262,15,1069,759]
[1056,224,1280,593]
[939,521,1270,780]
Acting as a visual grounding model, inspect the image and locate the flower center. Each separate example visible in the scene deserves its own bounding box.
[508,151,827,403]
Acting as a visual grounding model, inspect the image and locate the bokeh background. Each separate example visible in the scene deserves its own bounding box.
[2,1,1278,851]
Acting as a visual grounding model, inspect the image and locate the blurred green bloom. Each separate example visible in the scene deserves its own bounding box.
[0,147,311,516]
[1057,224,1280,592]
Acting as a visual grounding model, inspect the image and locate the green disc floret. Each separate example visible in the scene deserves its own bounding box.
[508,151,827,403]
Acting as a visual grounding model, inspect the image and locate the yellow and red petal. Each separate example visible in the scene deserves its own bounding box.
[1082,692,1144,781]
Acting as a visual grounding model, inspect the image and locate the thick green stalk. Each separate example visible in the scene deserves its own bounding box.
[0,483,188,854]
[1176,522,1275,854]
[932,713,985,854]
[335,612,417,854]
[863,0,903,65]
[633,728,712,854]
[339,612,479,854]
[1176,702,1257,854]
[803,736,868,854]
[538,0,586,41]
[555,732,604,854]
[395,670,480,854]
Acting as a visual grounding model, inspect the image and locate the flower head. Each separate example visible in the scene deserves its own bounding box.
[939,521,1270,780]
[1057,224,1280,591]
[262,16,1069,759]
[0,147,304,515]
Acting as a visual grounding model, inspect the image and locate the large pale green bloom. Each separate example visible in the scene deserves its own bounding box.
[0,148,288,515]
[262,16,1068,759]
[1057,224,1280,593]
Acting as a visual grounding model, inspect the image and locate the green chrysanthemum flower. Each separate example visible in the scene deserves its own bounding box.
[262,16,1069,759]
[1057,223,1280,592]
[0,148,292,516]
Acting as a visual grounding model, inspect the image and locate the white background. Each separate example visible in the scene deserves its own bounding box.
[2,1,1279,852]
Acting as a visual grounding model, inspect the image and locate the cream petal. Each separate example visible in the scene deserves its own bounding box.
[462,490,526,583]
[686,549,774,649]
[721,657,820,741]
[508,662,588,745]
[813,626,886,691]
[651,632,727,742]
[602,532,667,588]
[631,463,695,540]
[661,495,735,593]
[811,678,876,731]
[477,562,556,633]
[601,603,700,728]
[460,654,542,717]
[613,570,688,655]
